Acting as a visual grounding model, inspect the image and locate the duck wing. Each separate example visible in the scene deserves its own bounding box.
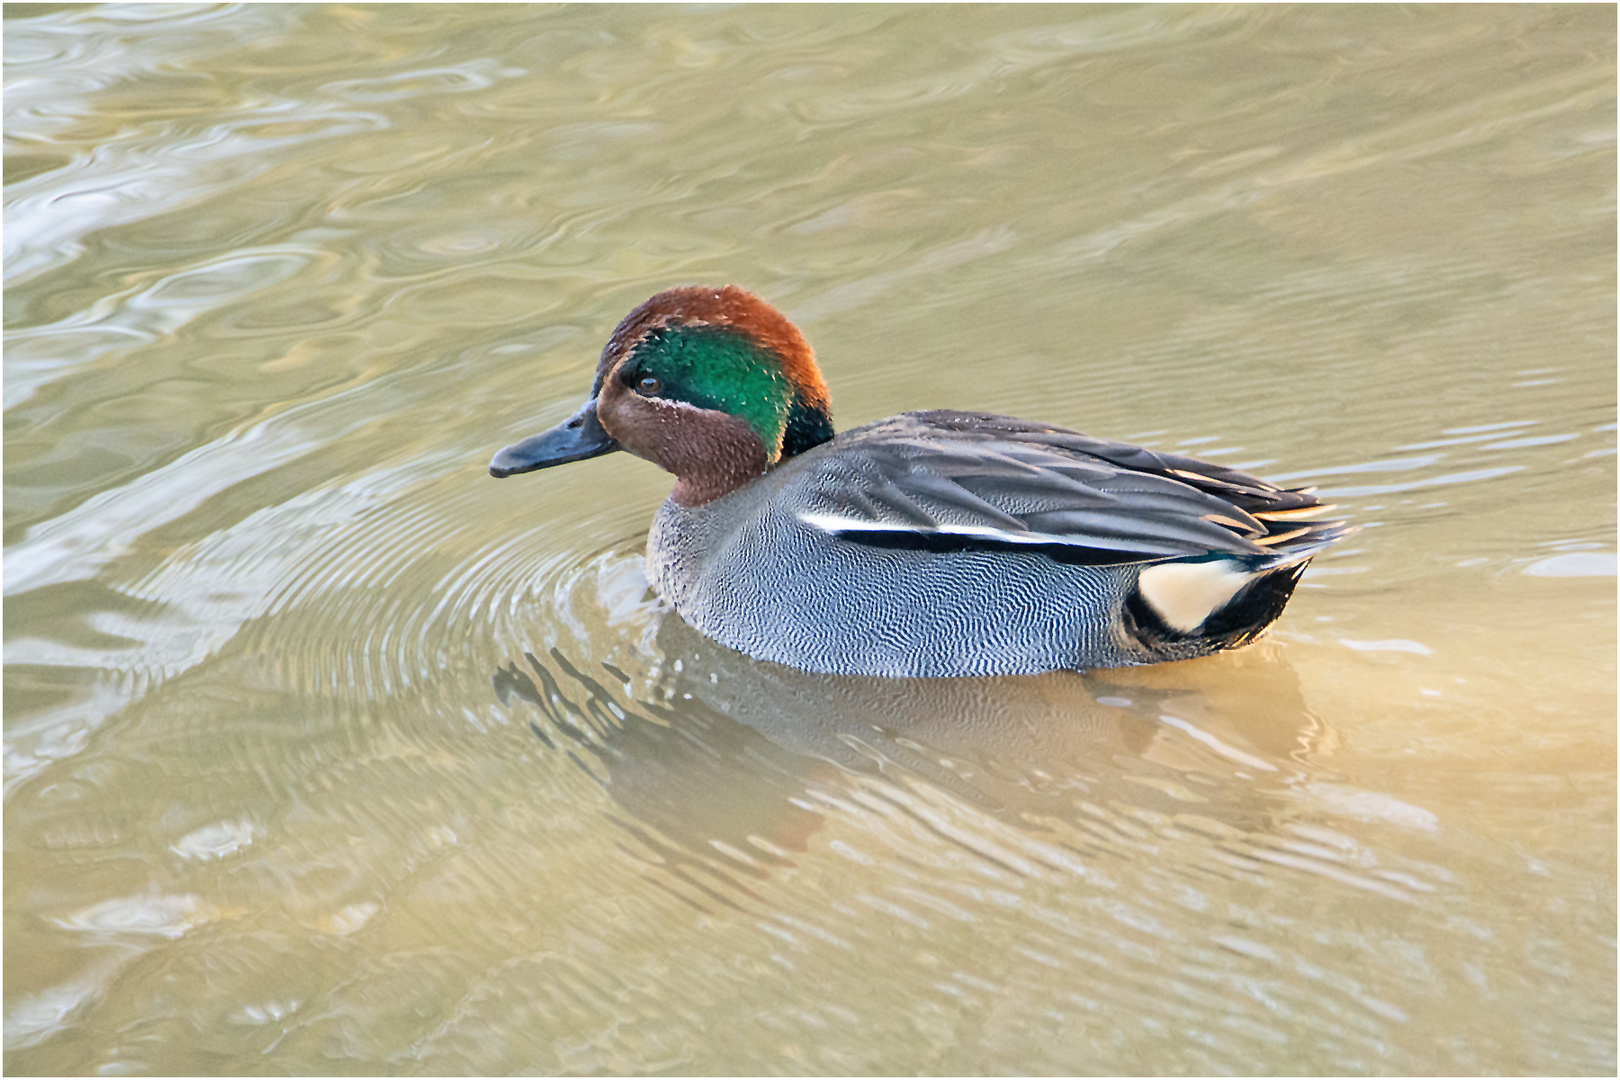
[789,410,1348,565]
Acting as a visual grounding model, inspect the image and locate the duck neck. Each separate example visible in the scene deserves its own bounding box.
[662,388,832,506]
[663,406,774,507]
[780,391,835,460]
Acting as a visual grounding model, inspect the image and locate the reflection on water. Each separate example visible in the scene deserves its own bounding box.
[456,548,1568,1072]
[5,3,1614,1075]
[505,551,1431,877]
[499,557,1377,898]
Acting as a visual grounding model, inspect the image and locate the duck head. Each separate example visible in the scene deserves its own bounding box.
[490,285,835,505]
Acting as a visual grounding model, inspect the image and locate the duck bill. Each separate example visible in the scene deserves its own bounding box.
[489,399,620,478]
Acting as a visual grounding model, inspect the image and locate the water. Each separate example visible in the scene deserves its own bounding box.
[4,4,1614,1074]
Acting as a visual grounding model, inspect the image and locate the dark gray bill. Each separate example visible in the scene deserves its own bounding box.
[489,399,620,478]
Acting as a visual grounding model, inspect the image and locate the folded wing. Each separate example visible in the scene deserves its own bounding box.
[790,410,1350,566]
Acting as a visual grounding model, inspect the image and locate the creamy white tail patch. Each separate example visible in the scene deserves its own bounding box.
[1137,560,1257,633]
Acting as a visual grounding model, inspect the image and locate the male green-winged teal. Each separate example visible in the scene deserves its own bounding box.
[491,285,1350,677]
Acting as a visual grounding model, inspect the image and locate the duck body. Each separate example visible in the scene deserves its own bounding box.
[491,286,1350,678]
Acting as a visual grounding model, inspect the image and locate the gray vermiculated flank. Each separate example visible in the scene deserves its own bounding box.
[646,411,1348,677]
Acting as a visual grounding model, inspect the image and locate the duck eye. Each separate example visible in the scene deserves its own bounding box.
[636,375,663,396]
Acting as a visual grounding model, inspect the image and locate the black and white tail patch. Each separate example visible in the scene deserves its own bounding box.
[1127,557,1310,651]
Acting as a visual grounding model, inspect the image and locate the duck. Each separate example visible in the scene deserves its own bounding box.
[490,285,1351,678]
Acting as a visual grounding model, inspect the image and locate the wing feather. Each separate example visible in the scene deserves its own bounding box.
[787,410,1347,565]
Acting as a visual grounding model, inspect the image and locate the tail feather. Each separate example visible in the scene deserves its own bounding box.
[1126,514,1355,655]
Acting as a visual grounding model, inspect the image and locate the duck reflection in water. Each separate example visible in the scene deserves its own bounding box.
[491,573,1339,904]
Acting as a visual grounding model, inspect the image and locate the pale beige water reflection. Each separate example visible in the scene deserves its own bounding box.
[4,4,1615,1075]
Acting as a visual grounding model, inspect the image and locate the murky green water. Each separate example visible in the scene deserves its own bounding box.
[5,4,1614,1074]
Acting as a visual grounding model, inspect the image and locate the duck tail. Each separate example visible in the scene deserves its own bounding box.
[1247,515,1359,567]
[1125,515,1355,655]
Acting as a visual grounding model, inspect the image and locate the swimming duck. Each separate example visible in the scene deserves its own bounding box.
[491,285,1350,677]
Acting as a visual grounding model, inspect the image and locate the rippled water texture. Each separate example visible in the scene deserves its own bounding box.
[5,5,1615,1074]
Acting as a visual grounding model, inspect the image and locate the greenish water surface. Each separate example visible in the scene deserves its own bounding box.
[4,4,1615,1074]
